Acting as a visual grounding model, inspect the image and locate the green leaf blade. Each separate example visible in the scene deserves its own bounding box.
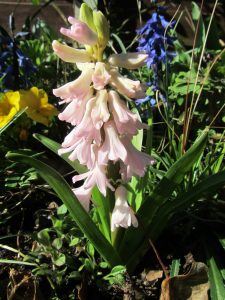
[118,129,208,270]
[6,152,122,267]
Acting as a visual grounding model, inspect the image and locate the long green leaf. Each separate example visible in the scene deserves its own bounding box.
[208,256,225,300]
[118,129,208,270]
[33,133,86,173]
[6,152,122,267]
[126,169,225,272]
[149,170,225,239]
[203,237,225,300]
[92,187,111,242]
[33,133,111,242]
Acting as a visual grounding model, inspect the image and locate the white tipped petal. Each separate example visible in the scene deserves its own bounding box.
[52,40,91,63]
[109,52,148,69]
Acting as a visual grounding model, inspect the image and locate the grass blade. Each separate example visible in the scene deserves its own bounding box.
[0,259,37,266]
[170,259,181,277]
[33,133,86,173]
[203,238,225,300]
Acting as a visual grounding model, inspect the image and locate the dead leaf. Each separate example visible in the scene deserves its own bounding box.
[146,270,163,282]
[77,270,88,300]
[160,261,209,300]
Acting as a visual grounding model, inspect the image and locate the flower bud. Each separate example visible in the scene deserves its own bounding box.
[109,53,148,69]
[79,3,96,34]
[93,10,109,50]
[60,17,98,46]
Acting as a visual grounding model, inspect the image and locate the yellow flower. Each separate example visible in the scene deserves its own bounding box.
[19,87,58,126]
[0,91,20,128]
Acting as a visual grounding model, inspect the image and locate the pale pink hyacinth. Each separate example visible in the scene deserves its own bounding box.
[111,186,138,231]
[53,11,154,231]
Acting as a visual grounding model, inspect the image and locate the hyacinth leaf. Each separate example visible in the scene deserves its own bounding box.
[6,152,122,267]
[33,133,111,242]
[92,187,111,242]
[212,141,225,173]
[149,169,225,240]
[33,134,86,174]
[118,129,208,270]
[127,169,225,273]
[207,256,225,300]
[203,237,225,300]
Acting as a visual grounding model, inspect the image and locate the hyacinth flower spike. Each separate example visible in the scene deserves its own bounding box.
[53,3,154,231]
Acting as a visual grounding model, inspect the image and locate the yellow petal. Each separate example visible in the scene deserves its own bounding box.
[0,92,20,128]
[19,87,58,126]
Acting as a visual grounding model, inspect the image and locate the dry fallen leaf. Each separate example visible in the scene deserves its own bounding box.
[160,261,209,300]
[146,270,164,282]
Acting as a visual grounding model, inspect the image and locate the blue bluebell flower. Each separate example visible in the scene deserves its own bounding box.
[136,9,176,106]
[16,49,37,75]
[137,12,175,70]
[0,31,36,91]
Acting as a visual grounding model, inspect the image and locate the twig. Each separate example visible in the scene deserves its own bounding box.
[148,239,170,280]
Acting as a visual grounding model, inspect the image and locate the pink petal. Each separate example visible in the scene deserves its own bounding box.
[73,185,92,212]
[92,62,111,90]
[91,90,110,129]
[99,120,127,164]
[109,69,146,99]
[53,66,94,100]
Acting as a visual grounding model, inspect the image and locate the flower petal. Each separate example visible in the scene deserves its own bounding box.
[109,52,148,69]
[52,40,91,63]
[109,69,146,99]
[111,186,138,231]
